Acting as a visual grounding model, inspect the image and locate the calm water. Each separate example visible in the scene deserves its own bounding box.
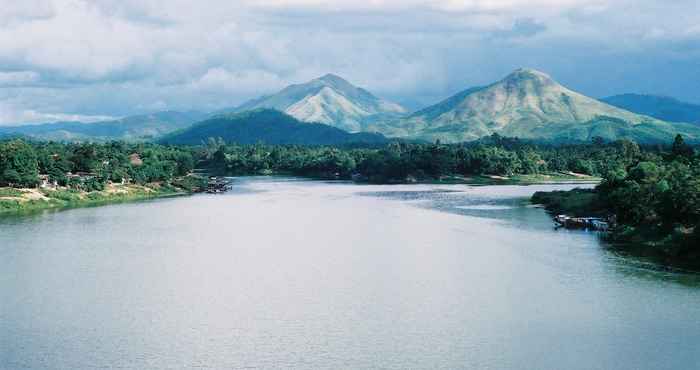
[2,177,700,369]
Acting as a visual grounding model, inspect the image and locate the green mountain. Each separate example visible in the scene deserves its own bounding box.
[227,74,406,132]
[0,111,207,142]
[368,68,700,143]
[601,94,700,125]
[159,109,387,145]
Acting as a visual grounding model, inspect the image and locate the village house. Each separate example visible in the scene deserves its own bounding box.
[129,153,143,166]
[38,174,58,189]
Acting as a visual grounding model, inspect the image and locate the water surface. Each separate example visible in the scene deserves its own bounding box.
[2,177,699,369]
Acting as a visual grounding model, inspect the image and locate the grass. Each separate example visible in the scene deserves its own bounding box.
[0,183,192,216]
[0,188,25,197]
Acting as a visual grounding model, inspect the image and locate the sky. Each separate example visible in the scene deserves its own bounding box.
[0,0,699,125]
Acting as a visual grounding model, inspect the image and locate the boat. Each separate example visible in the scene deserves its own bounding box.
[554,214,609,231]
[206,177,232,194]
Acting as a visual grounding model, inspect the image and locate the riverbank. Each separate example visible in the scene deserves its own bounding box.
[531,188,700,271]
[0,176,205,216]
[355,171,601,185]
[222,169,601,186]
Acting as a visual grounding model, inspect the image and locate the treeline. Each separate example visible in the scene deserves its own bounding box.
[202,135,650,182]
[2,135,687,189]
[596,135,700,252]
[534,135,700,267]
[0,140,198,190]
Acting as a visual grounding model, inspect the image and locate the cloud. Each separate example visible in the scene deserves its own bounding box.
[0,1,55,25]
[0,0,698,124]
[0,71,40,86]
[0,100,115,125]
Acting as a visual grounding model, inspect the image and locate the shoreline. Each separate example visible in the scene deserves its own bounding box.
[0,184,194,217]
[531,189,700,272]
[221,171,601,186]
[1,173,597,217]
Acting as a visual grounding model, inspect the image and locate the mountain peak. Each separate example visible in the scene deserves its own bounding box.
[233,73,406,132]
[502,68,554,85]
[378,68,668,143]
[317,73,347,83]
[315,73,357,92]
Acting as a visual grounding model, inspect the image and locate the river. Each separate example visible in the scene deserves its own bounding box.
[2,177,699,369]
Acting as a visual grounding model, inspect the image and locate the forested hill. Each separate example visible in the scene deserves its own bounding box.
[601,94,700,125]
[0,111,207,142]
[159,109,388,145]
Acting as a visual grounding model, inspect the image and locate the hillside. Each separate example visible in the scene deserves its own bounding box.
[601,94,700,125]
[159,109,387,145]
[368,68,700,143]
[228,74,406,132]
[0,111,207,142]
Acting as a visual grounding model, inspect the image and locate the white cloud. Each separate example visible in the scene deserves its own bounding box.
[0,101,115,125]
[0,71,40,86]
[190,68,286,94]
[0,0,55,25]
[0,0,698,124]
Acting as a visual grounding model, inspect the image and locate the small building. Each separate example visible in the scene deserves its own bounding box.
[38,174,58,189]
[129,153,143,166]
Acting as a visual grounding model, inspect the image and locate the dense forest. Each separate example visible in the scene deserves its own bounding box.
[200,135,646,182]
[160,109,388,146]
[0,134,680,188]
[533,135,700,268]
[0,140,198,190]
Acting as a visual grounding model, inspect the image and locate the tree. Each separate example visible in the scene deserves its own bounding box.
[0,140,39,187]
[671,134,694,159]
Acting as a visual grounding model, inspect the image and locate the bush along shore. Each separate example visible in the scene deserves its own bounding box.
[0,134,693,223]
[0,140,206,215]
[1,182,188,215]
[532,135,700,271]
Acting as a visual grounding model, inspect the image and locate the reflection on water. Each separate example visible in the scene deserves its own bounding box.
[1,177,699,370]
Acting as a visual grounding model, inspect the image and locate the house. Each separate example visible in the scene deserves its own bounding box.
[129,153,143,166]
[38,174,58,189]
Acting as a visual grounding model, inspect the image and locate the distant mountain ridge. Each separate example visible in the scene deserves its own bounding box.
[229,74,406,132]
[366,68,700,143]
[0,111,207,142]
[160,109,388,146]
[601,94,700,125]
[3,69,700,145]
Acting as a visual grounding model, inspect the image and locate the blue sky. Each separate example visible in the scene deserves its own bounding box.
[0,0,699,124]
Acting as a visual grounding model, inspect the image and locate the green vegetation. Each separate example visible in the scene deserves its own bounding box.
[533,134,700,270]
[160,109,387,146]
[531,189,605,217]
[200,134,642,183]
[370,69,700,144]
[0,111,207,142]
[602,94,700,125]
[1,139,206,215]
[4,134,700,272]
[0,140,40,187]
[0,185,184,215]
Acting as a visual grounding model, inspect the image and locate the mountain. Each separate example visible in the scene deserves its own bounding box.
[601,94,700,125]
[0,111,207,142]
[368,68,700,143]
[159,109,388,145]
[228,74,406,132]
